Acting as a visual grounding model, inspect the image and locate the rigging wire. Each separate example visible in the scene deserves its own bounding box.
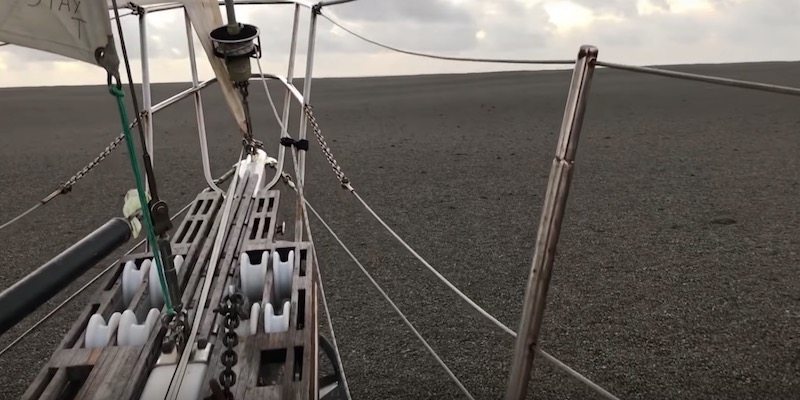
[310,239,353,400]
[304,198,476,400]
[351,190,516,336]
[251,32,623,394]
[296,180,353,400]
[262,54,353,398]
[349,188,620,400]
[109,0,162,201]
[0,132,127,233]
[596,60,800,97]
[0,203,42,232]
[298,98,621,399]
[277,162,619,400]
[318,13,575,66]
[319,11,800,97]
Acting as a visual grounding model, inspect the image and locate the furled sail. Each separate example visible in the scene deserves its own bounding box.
[113,0,247,134]
[0,0,119,76]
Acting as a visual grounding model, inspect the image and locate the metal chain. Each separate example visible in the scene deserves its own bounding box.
[302,104,352,190]
[216,290,246,399]
[43,132,126,203]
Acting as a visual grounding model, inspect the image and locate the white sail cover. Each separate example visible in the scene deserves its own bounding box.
[116,1,247,134]
[0,0,117,72]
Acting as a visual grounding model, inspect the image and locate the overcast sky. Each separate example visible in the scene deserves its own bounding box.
[0,0,797,87]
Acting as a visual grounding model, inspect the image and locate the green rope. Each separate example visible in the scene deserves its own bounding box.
[109,85,175,315]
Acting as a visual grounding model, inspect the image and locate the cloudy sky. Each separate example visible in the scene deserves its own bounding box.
[0,0,797,87]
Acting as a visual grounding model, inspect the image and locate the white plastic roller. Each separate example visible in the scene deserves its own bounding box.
[85,312,122,349]
[149,255,184,309]
[239,251,268,302]
[249,302,261,335]
[264,300,291,333]
[272,250,294,303]
[117,308,160,347]
[121,259,150,308]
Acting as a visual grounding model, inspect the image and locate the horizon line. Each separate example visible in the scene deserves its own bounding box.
[1,59,798,91]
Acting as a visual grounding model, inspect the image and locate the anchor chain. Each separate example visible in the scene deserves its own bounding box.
[215,289,248,399]
[302,104,351,190]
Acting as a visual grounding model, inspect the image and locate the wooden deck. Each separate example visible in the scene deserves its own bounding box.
[22,167,319,400]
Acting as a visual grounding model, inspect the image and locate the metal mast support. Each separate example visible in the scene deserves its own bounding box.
[504,45,598,400]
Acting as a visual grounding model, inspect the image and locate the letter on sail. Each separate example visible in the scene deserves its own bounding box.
[0,0,119,76]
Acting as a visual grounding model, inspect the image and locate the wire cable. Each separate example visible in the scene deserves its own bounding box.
[304,199,475,400]
[319,13,575,66]
[596,60,800,97]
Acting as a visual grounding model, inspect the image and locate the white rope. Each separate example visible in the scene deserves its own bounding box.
[304,198,476,400]
[255,59,287,133]
[535,349,622,400]
[0,203,42,232]
[167,151,245,400]
[348,190,621,400]
[301,195,353,399]
[255,57,300,191]
[350,190,517,337]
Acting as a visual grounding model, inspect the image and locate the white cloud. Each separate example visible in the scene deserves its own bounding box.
[0,0,797,88]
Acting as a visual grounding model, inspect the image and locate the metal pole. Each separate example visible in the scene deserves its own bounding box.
[318,0,360,6]
[139,10,154,185]
[293,8,318,244]
[283,4,302,136]
[224,0,238,25]
[264,3,301,191]
[504,45,598,400]
[185,10,223,194]
[297,8,318,187]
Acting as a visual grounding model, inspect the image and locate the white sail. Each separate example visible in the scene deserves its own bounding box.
[0,0,118,72]
[0,1,246,133]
